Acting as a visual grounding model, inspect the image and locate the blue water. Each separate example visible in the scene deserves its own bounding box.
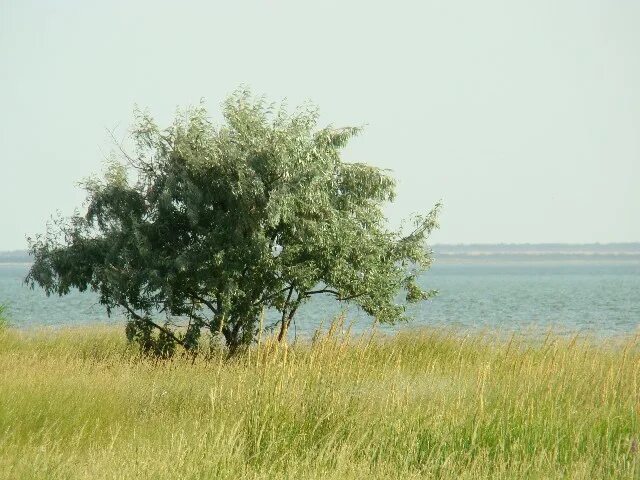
[1,261,639,338]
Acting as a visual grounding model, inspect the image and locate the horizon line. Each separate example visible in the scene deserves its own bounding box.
[1,241,640,255]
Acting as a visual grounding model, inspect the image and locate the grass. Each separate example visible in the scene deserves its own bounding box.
[0,322,639,479]
[0,303,8,330]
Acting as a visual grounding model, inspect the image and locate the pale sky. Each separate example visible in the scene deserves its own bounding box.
[1,0,639,250]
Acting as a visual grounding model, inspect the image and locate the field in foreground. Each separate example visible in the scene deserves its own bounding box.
[1,324,639,479]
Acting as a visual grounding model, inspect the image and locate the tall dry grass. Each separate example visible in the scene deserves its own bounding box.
[0,321,639,479]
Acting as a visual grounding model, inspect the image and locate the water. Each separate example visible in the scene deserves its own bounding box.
[1,260,639,338]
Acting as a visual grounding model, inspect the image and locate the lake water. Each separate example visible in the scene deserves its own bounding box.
[1,260,639,339]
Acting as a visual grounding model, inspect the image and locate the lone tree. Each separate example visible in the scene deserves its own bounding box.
[27,90,440,356]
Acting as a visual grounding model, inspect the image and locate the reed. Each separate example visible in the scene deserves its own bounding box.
[0,322,638,479]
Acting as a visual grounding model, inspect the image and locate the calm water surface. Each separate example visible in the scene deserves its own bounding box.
[1,261,639,338]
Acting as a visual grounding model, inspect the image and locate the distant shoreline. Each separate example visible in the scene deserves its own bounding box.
[433,243,640,255]
[3,258,640,267]
[434,253,640,265]
[2,245,640,265]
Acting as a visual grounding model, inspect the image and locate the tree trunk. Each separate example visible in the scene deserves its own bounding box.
[277,303,300,343]
[277,316,289,342]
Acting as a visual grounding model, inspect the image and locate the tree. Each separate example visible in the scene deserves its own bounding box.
[27,90,440,356]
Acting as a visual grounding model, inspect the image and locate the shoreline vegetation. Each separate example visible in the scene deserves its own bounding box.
[1,322,639,479]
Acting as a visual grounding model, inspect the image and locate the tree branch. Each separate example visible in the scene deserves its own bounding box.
[253,284,292,307]
[190,292,218,315]
[304,288,340,296]
[121,302,186,347]
[278,285,295,342]
[304,288,365,301]
[106,129,151,174]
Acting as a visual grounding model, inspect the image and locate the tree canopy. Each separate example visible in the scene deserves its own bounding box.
[27,90,440,356]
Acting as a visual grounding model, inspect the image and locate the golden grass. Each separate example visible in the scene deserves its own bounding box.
[0,322,639,479]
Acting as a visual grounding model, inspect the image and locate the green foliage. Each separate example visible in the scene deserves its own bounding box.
[26,90,440,356]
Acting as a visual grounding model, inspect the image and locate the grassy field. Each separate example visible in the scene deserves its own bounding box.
[0,322,639,479]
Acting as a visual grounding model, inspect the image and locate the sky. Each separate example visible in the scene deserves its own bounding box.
[1,0,639,250]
